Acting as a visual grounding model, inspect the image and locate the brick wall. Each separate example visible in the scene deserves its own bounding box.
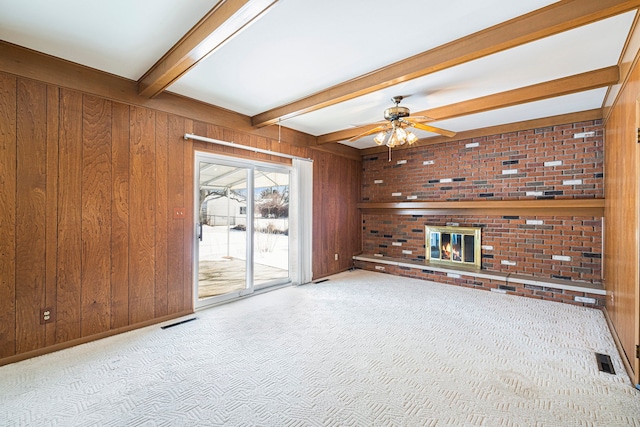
[362,214,602,283]
[358,120,604,306]
[362,120,603,202]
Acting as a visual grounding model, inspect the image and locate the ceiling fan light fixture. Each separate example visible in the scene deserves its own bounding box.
[374,131,387,145]
[388,132,400,148]
[351,96,455,160]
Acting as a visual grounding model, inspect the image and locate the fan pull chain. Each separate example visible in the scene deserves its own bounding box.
[277,118,281,143]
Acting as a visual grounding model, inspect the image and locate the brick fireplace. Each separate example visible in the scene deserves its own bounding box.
[426,225,481,269]
[354,120,605,307]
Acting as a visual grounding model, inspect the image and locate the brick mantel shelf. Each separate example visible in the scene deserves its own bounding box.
[357,198,605,217]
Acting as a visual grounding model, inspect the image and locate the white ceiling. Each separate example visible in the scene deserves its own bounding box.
[0,0,635,150]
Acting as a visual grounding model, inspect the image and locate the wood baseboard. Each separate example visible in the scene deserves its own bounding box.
[602,307,636,387]
[0,310,193,367]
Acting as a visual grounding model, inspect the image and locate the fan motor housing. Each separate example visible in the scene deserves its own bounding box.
[384,106,410,121]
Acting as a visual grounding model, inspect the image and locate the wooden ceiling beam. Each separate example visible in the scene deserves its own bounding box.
[252,0,640,128]
[138,0,278,98]
[318,66,619,144]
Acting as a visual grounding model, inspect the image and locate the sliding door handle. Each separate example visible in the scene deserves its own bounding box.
[197,223,203,241]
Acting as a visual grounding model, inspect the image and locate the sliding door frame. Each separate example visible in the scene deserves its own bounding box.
[194,151,292,309]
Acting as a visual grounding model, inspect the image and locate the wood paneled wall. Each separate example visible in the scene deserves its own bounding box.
[604,60,640,383]
[312,149,362,277]
[0,71,362,364]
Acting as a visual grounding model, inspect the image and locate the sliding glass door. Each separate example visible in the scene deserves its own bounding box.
[195,152,290,308]
[253,169,290,288]
[197,162,250,300]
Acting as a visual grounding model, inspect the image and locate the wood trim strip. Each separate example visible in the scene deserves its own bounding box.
[358,199,605,217]
[360,109,603,156]
[318,67,618,144]
[252,0,640,127]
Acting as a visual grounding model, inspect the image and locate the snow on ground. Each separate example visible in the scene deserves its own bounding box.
[199,224,289,270]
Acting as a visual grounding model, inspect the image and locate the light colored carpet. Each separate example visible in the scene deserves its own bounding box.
[1,270,639,426]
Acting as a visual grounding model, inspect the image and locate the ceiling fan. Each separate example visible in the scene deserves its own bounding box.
[349,96,456,160]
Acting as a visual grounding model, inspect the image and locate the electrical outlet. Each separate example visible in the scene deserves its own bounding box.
[334,253,338,261]
[173,208,186,219]
[40,307,54,324]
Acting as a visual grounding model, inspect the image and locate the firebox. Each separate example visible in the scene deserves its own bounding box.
[425,225,482,269]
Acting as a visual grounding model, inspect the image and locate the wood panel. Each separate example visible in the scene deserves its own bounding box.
[309,150,362,278]
[154,112,169,317]
[0,71,362,364]
[167,115,186,313]
[57,88,83,343]
[228,130,253,161]
[345,155,362,271]
[183,119,194,311]
[110,102,130,329]
[129,107,157,324]
[252,135,271,162]
[312,151,328,277]
[0,73,17,358]
[15,78,47,353]
[81,94,112,337]
[604,54,640,384]
[45,85,59,347]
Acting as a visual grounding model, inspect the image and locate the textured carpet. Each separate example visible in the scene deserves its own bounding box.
[1,270,639,426]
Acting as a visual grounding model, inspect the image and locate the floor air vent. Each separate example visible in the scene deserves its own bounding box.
[161,317,197,330]
[595,353,615,374]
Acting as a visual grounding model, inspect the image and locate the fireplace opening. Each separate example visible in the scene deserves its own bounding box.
[426,226,481,269]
